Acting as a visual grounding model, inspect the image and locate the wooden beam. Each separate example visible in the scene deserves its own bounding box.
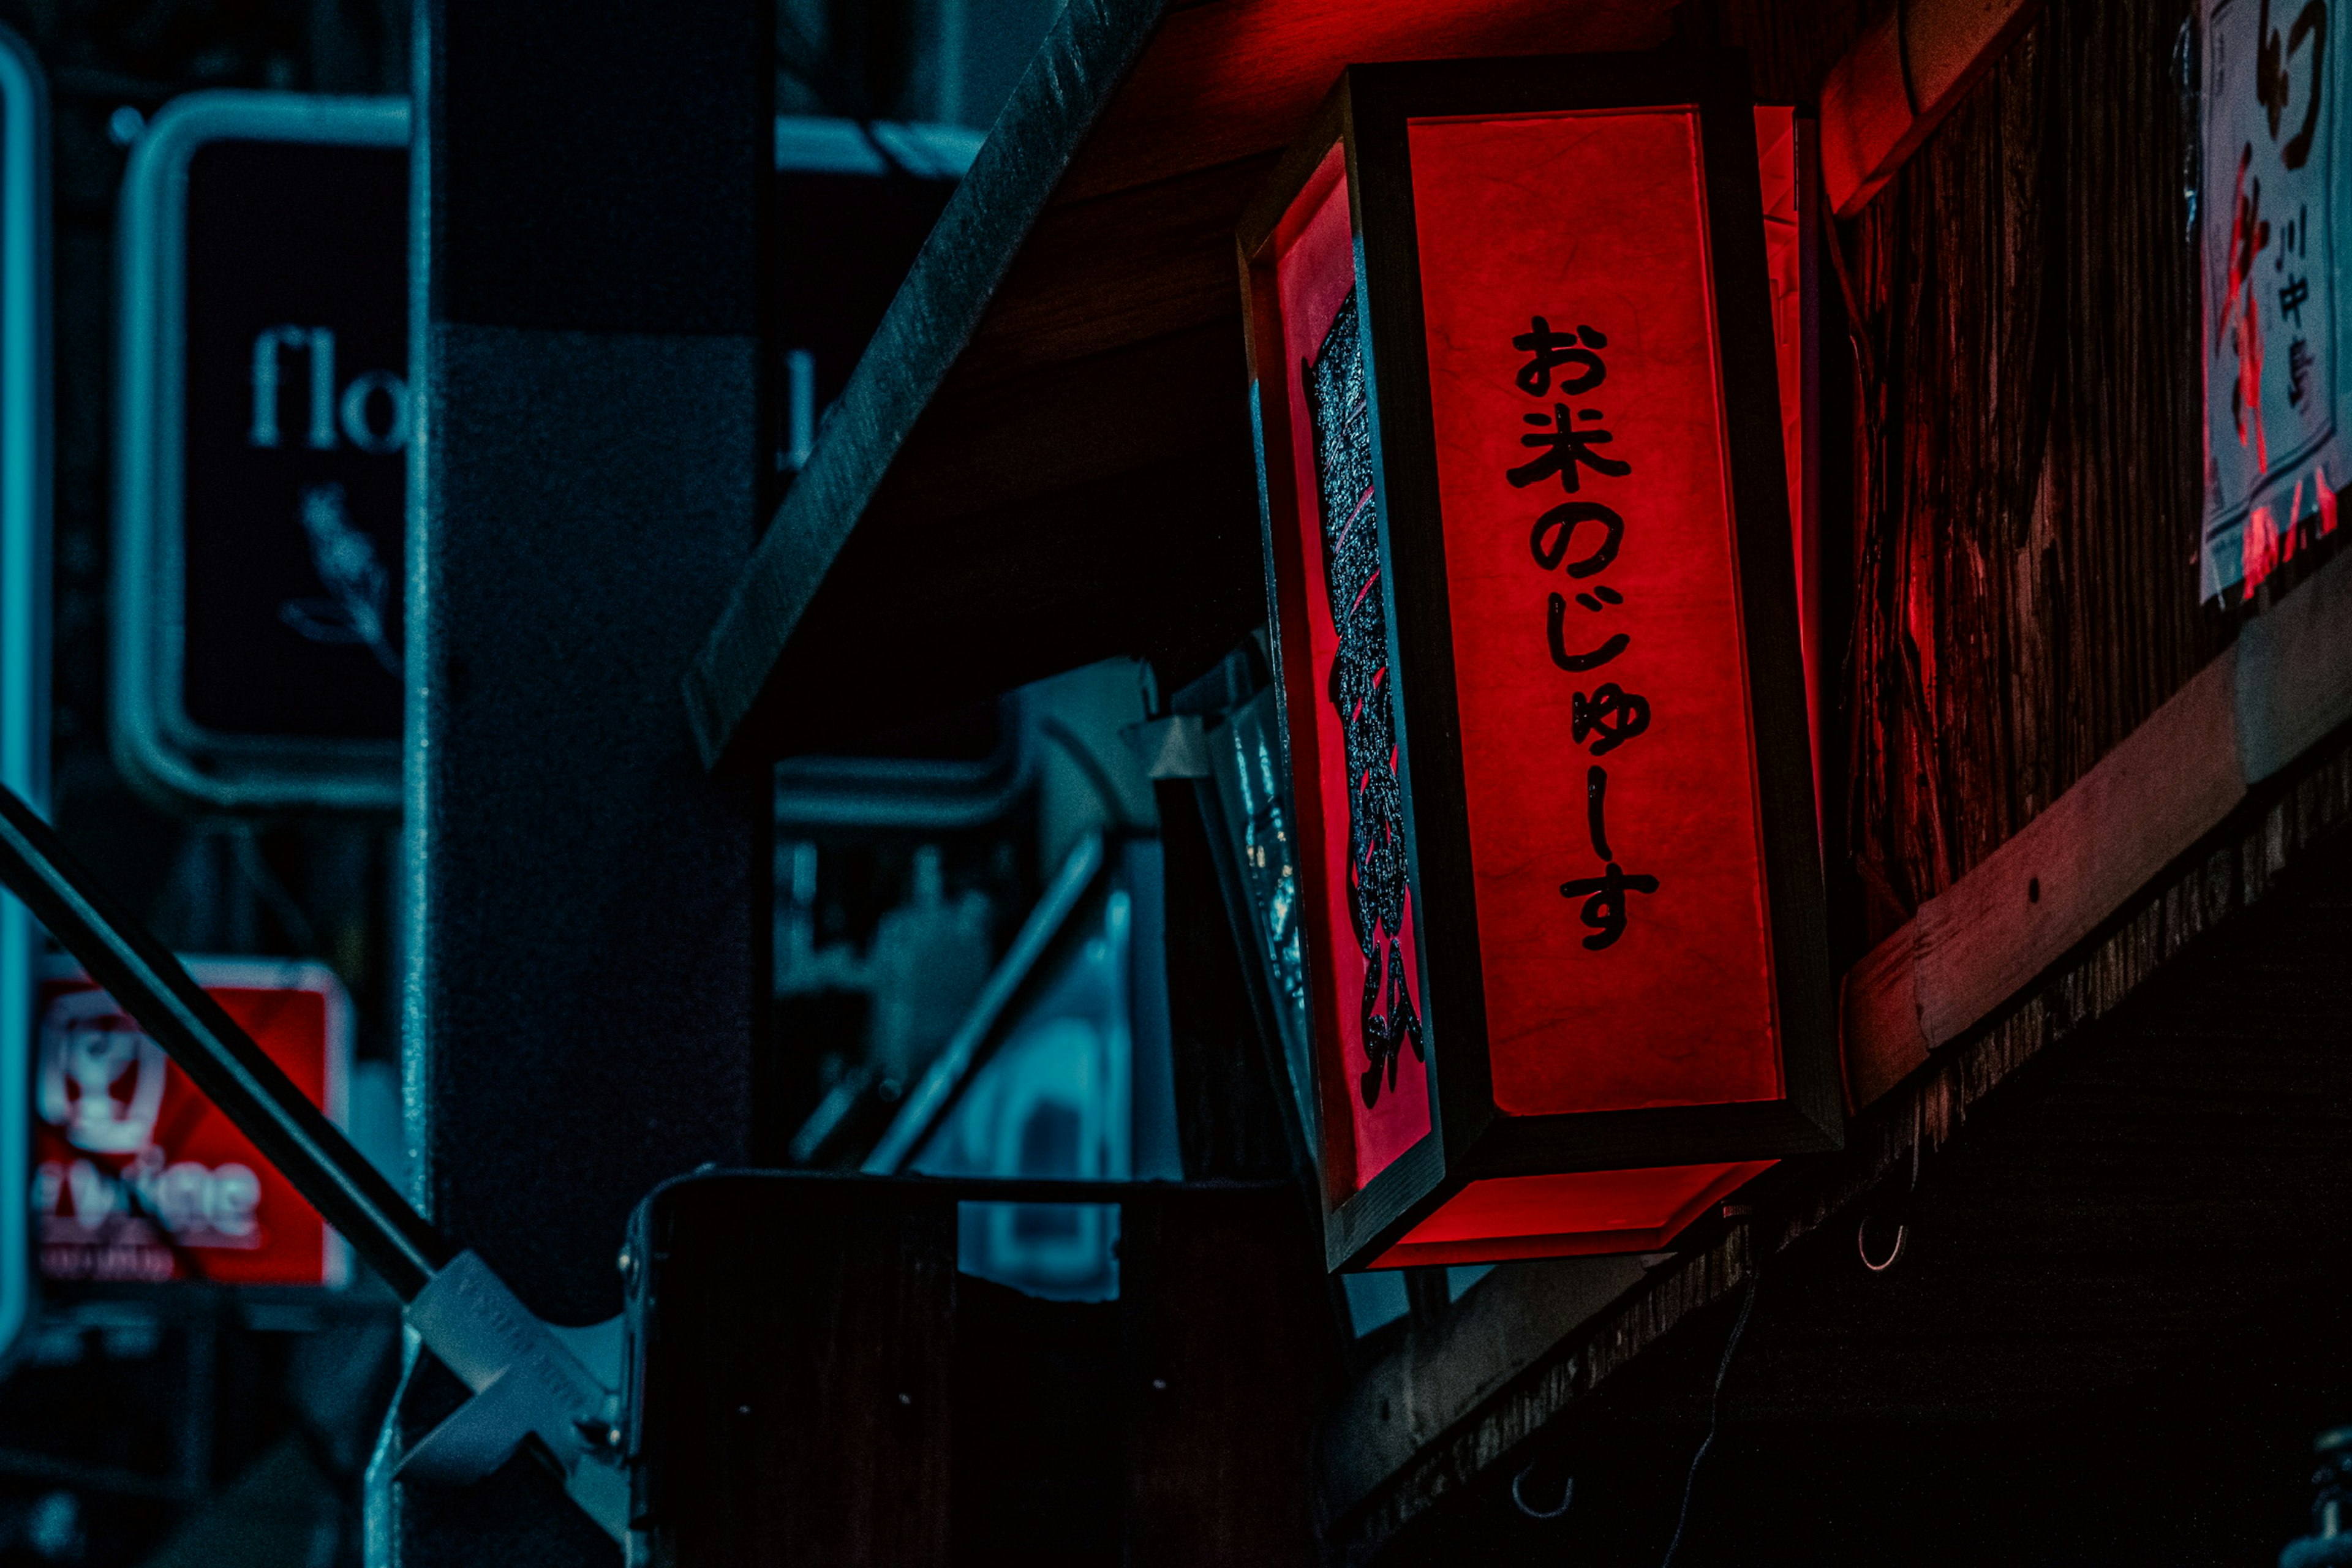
[683,0,1682,767]
[1819,0,2043,216]
[951,153,1280,390]
[1315,1255,1649,1531]
[1325,542,2352,1549]
[1845,541,2352,1114]
[683,0,1170,770]
[1329,723,2352,1555]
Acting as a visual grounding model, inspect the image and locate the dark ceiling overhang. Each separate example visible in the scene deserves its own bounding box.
[685,0,1679,766]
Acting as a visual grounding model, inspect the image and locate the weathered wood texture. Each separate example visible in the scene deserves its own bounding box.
[1842,631,2247,1107]
[1839,0,2221,944]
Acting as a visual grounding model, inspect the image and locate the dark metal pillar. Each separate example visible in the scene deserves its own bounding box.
[395,2,769,1560]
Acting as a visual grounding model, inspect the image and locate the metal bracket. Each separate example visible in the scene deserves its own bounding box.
[396,1251,629,1542]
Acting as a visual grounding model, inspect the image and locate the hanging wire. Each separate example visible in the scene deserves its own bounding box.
[1510,1459,1574,1520]
[1859,1094,1925,1273]
[1657,1264,1761,1568]
[1858,1210,1907,1272]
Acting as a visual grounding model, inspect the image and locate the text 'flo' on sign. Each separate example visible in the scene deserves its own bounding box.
[112,102,980,815]
[1239,53,1840,1272]
[115,93,410,813]
[34,959,352,1287]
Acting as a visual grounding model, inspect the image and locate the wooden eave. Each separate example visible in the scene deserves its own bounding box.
[1320,543,2352,1554]
[685,0,1678,765]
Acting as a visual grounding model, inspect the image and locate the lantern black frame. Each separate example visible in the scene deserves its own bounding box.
[1237,51,1842,1272]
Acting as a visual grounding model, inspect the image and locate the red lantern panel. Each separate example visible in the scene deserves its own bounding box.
[1406,107,1783,1117]
[1239,55,1839,1274]
[1270,143,1436,1197]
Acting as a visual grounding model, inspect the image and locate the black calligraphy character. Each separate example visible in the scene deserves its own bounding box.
[1530,500,1624,578]
[1548,593,1629,672]
[1513,317,1608,397]
[1558,766,1658,951]
[2258,0,2329,170]
[1585,763,1616,858]
[2290,337,2316,406]
[2278,204,2310,271]
[1303,295,1425,1109]
[1572,684,1651,756]
[1509,404,1631,493]
[2281,274,2312,326]
[2220,148,2273,465]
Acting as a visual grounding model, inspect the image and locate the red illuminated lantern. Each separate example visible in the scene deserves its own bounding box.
[1238,53,1839,1271]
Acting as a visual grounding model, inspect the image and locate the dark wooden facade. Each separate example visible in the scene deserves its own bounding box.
[1834,0,2222,942]
[679,0,2352,1562]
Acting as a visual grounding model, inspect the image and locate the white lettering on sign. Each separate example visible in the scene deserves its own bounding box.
[34,1152,262,1246]
[249,324,407,453]
[2201,0,2346,596]
[37,988,165,1154]
[31,963,348,1288]
[33,988,270,1258]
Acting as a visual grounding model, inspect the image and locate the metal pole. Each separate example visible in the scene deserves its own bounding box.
[0,782,451,1299]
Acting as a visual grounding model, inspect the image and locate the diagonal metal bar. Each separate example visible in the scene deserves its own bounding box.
[0,783,452,1299]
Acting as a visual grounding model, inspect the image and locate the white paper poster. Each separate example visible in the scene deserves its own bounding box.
[2203,0,2345,598]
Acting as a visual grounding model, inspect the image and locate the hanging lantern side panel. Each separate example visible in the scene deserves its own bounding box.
[1242,54,1841,1275]
[1246,132,1442,1223]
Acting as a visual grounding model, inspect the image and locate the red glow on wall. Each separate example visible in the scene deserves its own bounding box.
[1271,144,1434,1194]
[1408,107,1782,1116]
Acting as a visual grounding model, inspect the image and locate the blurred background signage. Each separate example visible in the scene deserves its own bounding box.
[113,94,408,814]
[32,959,351,1288]
[112,97,979,815]
[0,23,46,1369]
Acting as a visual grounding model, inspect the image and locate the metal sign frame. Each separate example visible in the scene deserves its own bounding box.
[119,102,987,818]
[113,92,410,814]
[0,21,45,1365]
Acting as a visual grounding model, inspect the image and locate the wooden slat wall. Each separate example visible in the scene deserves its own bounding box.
[1824,0,2222,944]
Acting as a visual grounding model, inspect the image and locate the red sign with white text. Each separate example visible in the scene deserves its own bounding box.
[33,959,350,1286]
